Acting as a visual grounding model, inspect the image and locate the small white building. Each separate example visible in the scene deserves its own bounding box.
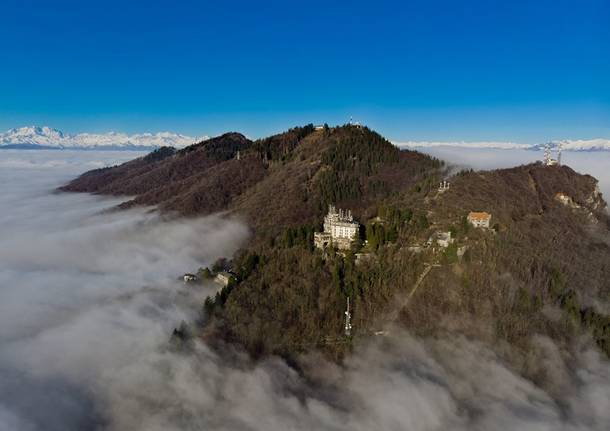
[183,273,197,283]
[438,180,450,192]
[314,124,325,130]
[314,205,360,250]
[555,193,570,205]
[467,212,492,228]
[214,272,233,287]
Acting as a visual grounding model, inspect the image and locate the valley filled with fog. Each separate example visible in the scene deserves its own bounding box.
[0,150,609,431]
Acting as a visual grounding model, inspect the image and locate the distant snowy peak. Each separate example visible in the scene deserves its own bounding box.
[395,139,610,152]
[394,140,532,150]
[0,126,206,150]
[1,126,65,147]
[540,139,610,152]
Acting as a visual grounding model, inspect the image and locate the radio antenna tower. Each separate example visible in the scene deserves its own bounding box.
[557,142,563,166]
[543,143,551,165]
[344,297,352,337]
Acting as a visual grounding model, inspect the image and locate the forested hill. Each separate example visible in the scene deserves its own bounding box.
[62,124,610,384]
[61,124,441,237]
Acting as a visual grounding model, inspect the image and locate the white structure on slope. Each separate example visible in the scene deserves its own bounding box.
[314,205,360,250]
[214,272,233,287]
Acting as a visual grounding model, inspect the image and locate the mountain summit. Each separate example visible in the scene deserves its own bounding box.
[62,124,438,233]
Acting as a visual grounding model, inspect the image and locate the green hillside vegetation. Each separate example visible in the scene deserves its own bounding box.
[203,162,610,370]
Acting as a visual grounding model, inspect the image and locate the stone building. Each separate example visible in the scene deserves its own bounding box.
[467,211,492,228]
[314,205,360,250]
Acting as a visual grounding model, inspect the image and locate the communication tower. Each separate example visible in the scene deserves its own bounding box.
[344,297,352,337]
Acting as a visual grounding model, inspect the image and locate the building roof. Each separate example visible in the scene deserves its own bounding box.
[467,211,491,221]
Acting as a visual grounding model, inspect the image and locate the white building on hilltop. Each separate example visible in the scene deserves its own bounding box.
[315,205,360,250]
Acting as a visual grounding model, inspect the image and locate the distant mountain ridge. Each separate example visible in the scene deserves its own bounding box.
[395,138,610,151]
[0,126,206,150]
[4,126,609,152]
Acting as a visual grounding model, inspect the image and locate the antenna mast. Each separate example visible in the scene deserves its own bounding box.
[344,297,352,337]
[543,143,551,165]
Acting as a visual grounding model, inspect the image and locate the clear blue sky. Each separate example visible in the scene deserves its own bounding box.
[1,0,608,143]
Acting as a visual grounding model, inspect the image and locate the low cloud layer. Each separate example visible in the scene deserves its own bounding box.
[414,146,610,201]
[395,139,610,151]
[0,150,609,431]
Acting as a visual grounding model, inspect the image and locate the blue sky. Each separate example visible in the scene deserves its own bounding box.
[1,0,608,142]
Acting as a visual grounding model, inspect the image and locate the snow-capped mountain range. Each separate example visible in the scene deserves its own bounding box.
[2,126,609,152]
[394,139,610,152]
[0,126,206,150]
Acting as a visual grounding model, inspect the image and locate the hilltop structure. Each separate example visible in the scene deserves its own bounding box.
[314,205,360,250]
[467,211,492,228]
[543,143,563,166]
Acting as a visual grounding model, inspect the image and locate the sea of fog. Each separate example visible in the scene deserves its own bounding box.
[0,150,608,431]
[413,146,610,199]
